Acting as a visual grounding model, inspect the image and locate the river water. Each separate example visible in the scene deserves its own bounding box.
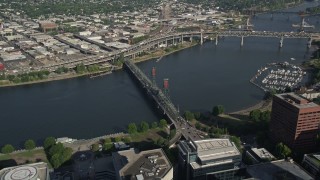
[1,1,319,147]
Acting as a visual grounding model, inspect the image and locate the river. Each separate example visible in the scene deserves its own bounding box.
[0,1,319,147]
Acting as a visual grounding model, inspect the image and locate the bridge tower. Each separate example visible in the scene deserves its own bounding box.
[151,67,156,85]
[200,32,203,45]
[163,78,169,97]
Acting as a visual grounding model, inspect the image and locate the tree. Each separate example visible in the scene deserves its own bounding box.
[105,137,112,144]
[48,143,64,157]
[184,111,195,121]
[103,143,114,152]
[1,144,15,154]
[230,136,242,152]
[24,139,36,150]
[159,119,167,129]
[50,154,61,168]
[249,109,261,122]
[140,121,149,132]
[275,142,292,159]
[127,123,138,134]
[91,144,100,152]
[195,122,202,130]
[151,122,158,129]
[43,137,56,149]
[122,136,131,143]
[114,136,121,142]
[212,105,225,116]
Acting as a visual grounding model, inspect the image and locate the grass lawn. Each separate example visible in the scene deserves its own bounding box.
[129,128,169,150]
[0,149,50,167]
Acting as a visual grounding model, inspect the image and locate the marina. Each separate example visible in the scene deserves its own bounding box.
[251,62,307,92]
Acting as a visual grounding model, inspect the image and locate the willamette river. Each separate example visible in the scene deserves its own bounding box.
[1,1,320,147]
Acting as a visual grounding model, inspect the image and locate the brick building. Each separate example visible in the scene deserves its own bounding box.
[39,21,57,32]
[269,93,320,151]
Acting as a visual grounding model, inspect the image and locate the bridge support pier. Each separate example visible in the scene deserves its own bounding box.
[181,35,183,44]
[165,39,168,47]
[308,38,312,48]
[215,36,218,45]
[190,36,193,42]
[172,36,175,45]
[200,32,203,45]
[279,36,284,48]
[240,36,244,47]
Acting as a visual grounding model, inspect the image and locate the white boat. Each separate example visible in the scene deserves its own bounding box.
[291,58,296,61]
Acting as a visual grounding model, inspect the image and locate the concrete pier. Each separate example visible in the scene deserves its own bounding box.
[279,36,284,48]
[241,36,244,47]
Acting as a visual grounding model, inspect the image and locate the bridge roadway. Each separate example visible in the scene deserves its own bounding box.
[123,59,202,144]
[29,30,320,72]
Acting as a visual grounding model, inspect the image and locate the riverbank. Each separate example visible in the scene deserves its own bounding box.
[0,42,198,88]
[133,42,198,63]
[229,100,272,115]
[0,70,114,88]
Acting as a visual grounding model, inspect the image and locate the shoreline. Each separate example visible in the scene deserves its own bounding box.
[0,42,198,88]
[229,100,272,115]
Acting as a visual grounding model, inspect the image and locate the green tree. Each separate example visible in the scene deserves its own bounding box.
[184,111,195,121]
[195,122,202,130]
[1,144,15,154]
[114,136,121,142]
[249,109,261,122]
[103,143,114,152]
[212,105,225,116]
[230,136,242,152]
[140,121,149,132]
[50,154,61,168]
[159,119,167,129]
[105,137,112,144]
[91,144,100,152]
[275,142,292,159]
[122,136,131,143]
[151,122,158,129]
[48,143,64,157]
[43,137,56,149]
[60,147,72,162]
[127,123,138,134]
[24,139,36,150]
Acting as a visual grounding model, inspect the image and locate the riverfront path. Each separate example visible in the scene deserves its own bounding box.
[123,59,203,145]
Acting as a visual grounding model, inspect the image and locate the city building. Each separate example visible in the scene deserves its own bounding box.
[0,162,50,180]
[269,92,320,151]
[112,148,173,180]
[245,159,314,180]
[39,21,57,32]
[245,148,275,164]
[302,153,320,179]
[178,138,242,180]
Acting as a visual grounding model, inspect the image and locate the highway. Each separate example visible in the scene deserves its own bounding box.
[18,30,320,73]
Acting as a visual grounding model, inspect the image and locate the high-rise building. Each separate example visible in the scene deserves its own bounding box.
[177,138,242,180]
[269,92,320,151]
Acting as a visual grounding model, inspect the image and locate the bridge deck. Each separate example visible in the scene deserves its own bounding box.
[123,59,202,143]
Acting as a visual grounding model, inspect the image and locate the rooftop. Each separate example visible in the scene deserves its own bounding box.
[275,92,320,109]
[246,160,313,180]
[113,148,172,180]
[0,162,49,180]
